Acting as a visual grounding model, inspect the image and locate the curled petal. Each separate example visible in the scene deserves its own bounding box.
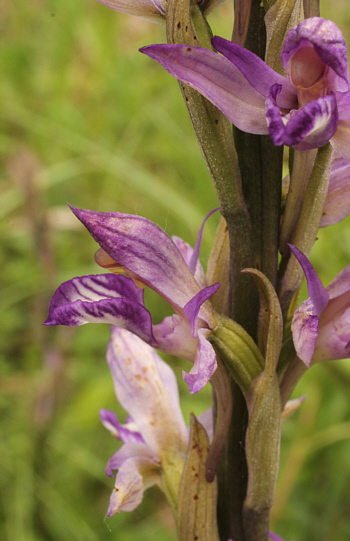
[100,409,145,444]
[289,245,329,317]
[140,44,269,135]
[184,283,220,336]
[281,18,349,91]
[212,36,297,109]
[107,328,188,453]
[320,155,350,227]
[266,85,338,149]
[187,208,218,276]
[70,206,200,311]
[106,452,160,515]
[172,236,206,289]
[96,0,165,22]
[183,328,217,393]
[153,314,198,361]
[44,274,156,345]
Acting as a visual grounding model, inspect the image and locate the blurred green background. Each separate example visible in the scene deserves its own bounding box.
[1,1,350,540]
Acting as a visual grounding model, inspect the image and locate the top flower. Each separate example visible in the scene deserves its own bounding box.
[141,18,350,158]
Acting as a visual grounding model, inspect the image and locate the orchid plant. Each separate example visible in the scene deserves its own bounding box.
[45,0,350,540]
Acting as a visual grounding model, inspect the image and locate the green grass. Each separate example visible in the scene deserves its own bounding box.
[1,1,350,540]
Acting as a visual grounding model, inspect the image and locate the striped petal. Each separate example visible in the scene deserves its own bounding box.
[44,274,156,345]
[70,206,201,312]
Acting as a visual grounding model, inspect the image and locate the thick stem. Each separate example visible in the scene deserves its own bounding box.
[216,380,248,541]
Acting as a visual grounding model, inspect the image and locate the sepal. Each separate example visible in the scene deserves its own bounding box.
[209,314,264,394]
[176,414,219,541]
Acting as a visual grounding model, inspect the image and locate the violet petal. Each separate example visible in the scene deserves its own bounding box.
[172,235,206,289]
[266,85,338,149]
[212,36,297,109]
[184,283,220,336]
[44,274,156,345]
[69,206,201,311]
[183,328,217,393]
[153,314,198,361]
[269,533,285,541]
[140,44,269,135]
[100,409,145,444]
[289,245,329,317]
[188,208,219,275]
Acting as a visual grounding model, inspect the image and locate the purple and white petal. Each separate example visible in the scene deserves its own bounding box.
[184,283,220,336]
[140,44,269,135]
[266,86,338,149]
[281,18,349,92]
[320,155,350,227]
[289,245,329,317]
[100,409,145,444]
[44,274,156,345]
[212,36,297,109]
[153,314,198,361]
[70,206,201,311]
[107,454,160,516]
[183,328,217,393]
[96,0,165,22]
[107,327,188,453]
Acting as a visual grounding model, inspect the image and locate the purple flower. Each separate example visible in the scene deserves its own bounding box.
[141,18,350,158]
[290,245,350,366]
[100,327,188,515]
[44,206,220,393]
[95,0,224,23]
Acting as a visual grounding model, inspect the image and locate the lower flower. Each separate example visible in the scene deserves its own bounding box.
[44,206,220,393]
[100,327,212,515]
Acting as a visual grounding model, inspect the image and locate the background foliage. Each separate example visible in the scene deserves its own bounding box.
[1,1,350,540]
